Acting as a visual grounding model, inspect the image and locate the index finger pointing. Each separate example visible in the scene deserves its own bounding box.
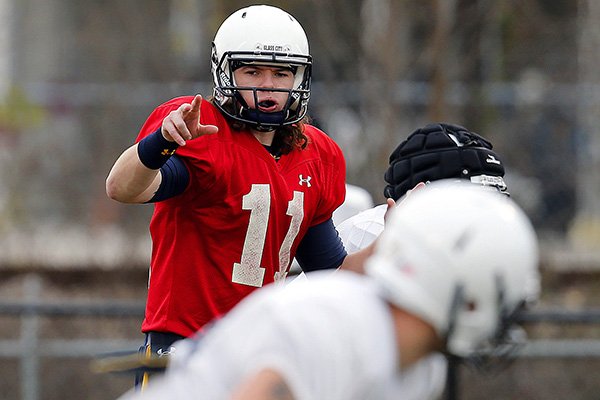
[191,94,203,111]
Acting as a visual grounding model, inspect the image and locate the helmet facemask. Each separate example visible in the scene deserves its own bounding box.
[210,6,312,130]
[212,49,312,129]
[443,275,531,368]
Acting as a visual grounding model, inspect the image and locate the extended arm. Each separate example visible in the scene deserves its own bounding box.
[296,199,396,274]
[295,219,372,275]
[105,94,218,203]
[338,243,375,274]
[105,142,163,203]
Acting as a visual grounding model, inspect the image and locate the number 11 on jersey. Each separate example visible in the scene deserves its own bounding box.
[232,184,304,287]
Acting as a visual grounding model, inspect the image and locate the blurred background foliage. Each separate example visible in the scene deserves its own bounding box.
[0,0,598,270]
[2,2,600,398]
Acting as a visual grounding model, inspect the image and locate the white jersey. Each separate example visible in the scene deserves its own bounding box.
[335,203,448,400]
[120,272,403,400]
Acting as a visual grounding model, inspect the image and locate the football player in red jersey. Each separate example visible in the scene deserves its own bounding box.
[106,4,372,388]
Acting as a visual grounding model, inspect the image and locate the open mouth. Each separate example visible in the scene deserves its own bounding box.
[258,100,278,112]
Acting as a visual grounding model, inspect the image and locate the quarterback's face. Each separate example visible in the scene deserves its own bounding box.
[233,65,294,113]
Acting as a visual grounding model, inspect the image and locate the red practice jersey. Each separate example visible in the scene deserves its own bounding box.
[136,97,346,337]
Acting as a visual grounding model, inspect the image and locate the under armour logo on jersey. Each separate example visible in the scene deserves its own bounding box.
[157,347,176,357]
[486,155,501,165]
[299,175,312,187]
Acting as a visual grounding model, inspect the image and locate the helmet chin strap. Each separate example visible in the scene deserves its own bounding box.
[448,274,526,370]
[240,107,288,129]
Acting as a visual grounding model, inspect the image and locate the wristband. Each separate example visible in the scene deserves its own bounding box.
[137,128,179,169]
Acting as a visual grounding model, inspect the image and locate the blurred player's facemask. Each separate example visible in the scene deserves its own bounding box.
[384,123,509,200]
[212,52,312,130]
[444,276,530,369]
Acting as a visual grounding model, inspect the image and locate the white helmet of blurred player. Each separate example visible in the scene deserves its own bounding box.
[366,180,540,358]
[211,5,312,128]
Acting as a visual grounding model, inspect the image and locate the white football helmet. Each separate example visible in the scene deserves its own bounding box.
[365,180,540,358]
[211,5,312,128]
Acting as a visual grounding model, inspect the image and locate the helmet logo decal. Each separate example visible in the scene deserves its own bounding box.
[448,133,463,147]
[298,175,312,187]
[486,155,501,165]
[219,70,231,86]
[398,261,415,276]
[254,43,291,52]
[470,175,507,191]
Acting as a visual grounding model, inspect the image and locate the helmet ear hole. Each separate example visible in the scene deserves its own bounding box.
[464,300,477,312]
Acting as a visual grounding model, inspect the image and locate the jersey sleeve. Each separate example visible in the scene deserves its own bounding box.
[295,219,346,272]
[135,96,195,142]
[135,97,219,199]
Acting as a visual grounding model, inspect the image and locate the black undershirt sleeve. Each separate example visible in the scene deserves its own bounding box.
[295,219,348,273]
[146,155,190,203]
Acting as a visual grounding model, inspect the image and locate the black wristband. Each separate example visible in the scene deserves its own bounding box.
[137,128,179,170]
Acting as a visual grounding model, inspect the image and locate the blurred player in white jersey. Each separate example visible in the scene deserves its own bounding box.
[118,181,539,400]
[338,122,508,253]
